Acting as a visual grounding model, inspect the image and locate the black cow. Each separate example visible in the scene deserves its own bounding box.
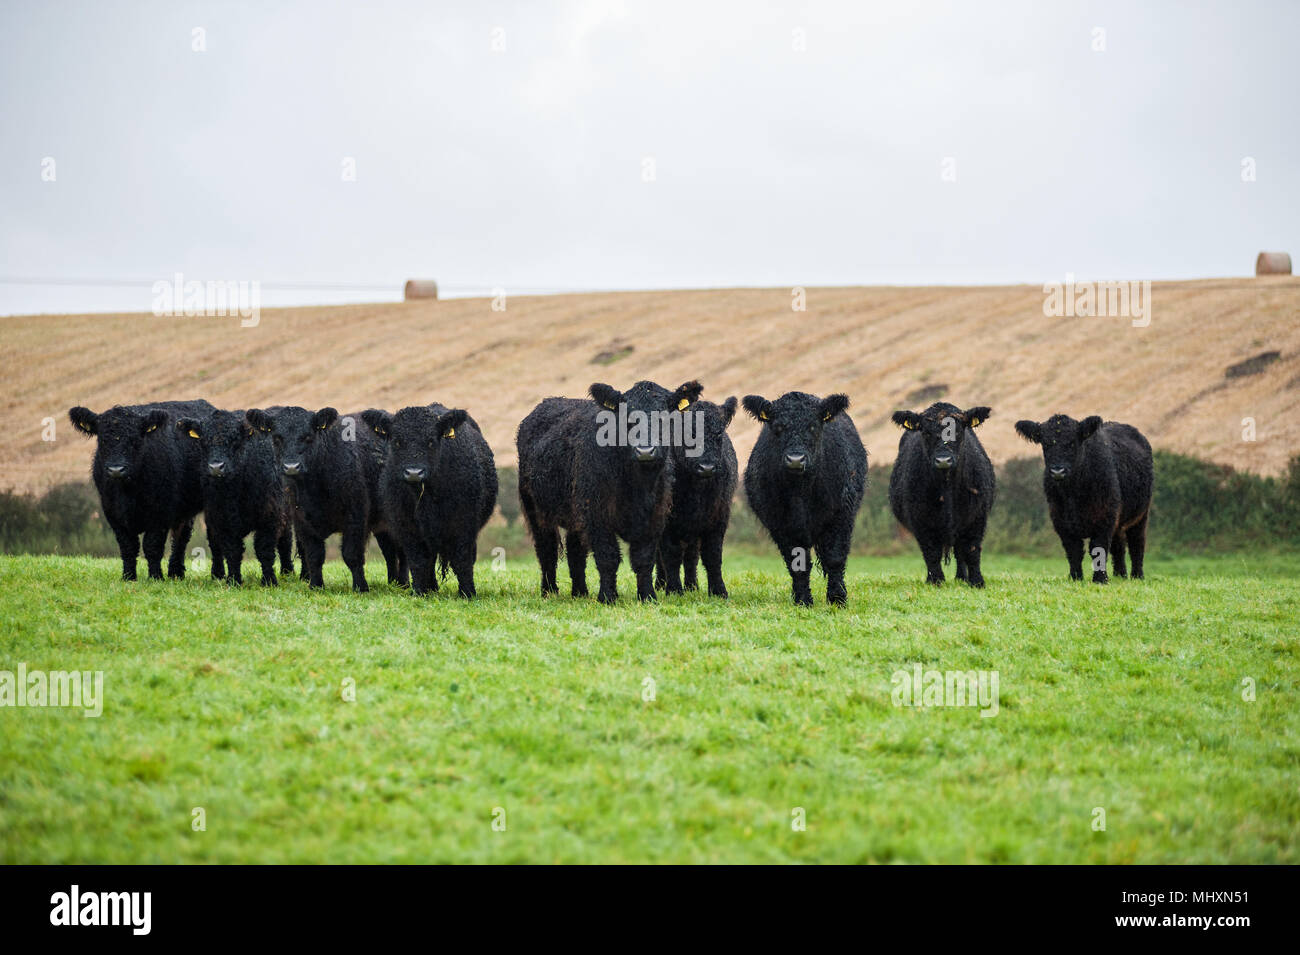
[264,405,303,578]
[361,404,496,598]
[273,406,408,590]
[655,396,738,597]
[742,391,867,606]
[176,408,286,586]
[889,402,995,587]
[68,399,214,581]
[517,380,703,603]
[1014,414,1154,583]
[354,408,409,587]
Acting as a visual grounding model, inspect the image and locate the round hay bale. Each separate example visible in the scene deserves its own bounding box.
[404,279,439,300]
[1255,252,1292,276]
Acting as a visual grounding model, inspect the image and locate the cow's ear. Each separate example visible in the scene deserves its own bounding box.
[311,407,339,432]
[1078,415,1103,441]
[1014,420,1042,444]
[742,395,773,422]
[361,409,392,438]
[892,410,922,431]
[819,393,850,422]
[140,409,168,435]
[438,409,468,440]
[720,396,738,428]
[589,383,623,411]
[245,408,274,434]
[963,406,992,429]
[177,417,202,439]
[670,380,704,411]
[69,407,98,436]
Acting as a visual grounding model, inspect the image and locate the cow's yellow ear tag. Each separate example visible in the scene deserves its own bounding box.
[445,427,455,439]
[145,424,157,433]
[677,397,689,411]
[603,401,616,411]
[758,410,769,421]
[903,420,914,430]
[970,417,980,427]
[188,429,200,438]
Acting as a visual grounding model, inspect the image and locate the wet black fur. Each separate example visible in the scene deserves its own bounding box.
[889,402,996,587]
[516,379,703,603]
[68,398,214,581]
[741,391,867,606]
[1014,414,1154,583]
[362,404,496,598]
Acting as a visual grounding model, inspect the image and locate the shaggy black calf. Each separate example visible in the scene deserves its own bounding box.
[176,408,286,586]
[270,406,405,592]
[742,391,867,606]
[355,409,409,587]
[889,402,995,587]
[517,379,703,603]
[1014,414,1154,583]
[264,405,302,578]
[655,396,738,597]
[361,404,496,598]
[69,399,214,581]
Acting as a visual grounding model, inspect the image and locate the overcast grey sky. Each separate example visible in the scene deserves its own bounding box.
[1,0,1295,315]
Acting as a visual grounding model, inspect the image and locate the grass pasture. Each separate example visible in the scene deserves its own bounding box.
[1,551,1297,863]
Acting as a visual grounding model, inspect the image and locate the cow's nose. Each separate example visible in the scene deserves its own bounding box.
[1049,466,1068,480]
[695,462,717,477]
[934,453,954,470]
[106,465,127,480]
[634,445,659,463]
[208,461,227,478]
[403,467,427,484]
[282,461,302,477]
[784,452,807,472]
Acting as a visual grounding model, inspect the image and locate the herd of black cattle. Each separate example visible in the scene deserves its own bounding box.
[68,379,1155,605]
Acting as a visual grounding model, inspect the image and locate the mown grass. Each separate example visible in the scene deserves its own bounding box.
[1,551,1297,863]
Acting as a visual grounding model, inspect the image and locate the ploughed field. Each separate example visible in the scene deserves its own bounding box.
[4,277,1300,495]
[1,551,1296,863]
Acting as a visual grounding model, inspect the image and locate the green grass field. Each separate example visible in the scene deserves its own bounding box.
[1,551,1297,863]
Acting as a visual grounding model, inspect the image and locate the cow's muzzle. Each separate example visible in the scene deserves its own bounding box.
[783,452,807,472]
[403,467,427,484]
